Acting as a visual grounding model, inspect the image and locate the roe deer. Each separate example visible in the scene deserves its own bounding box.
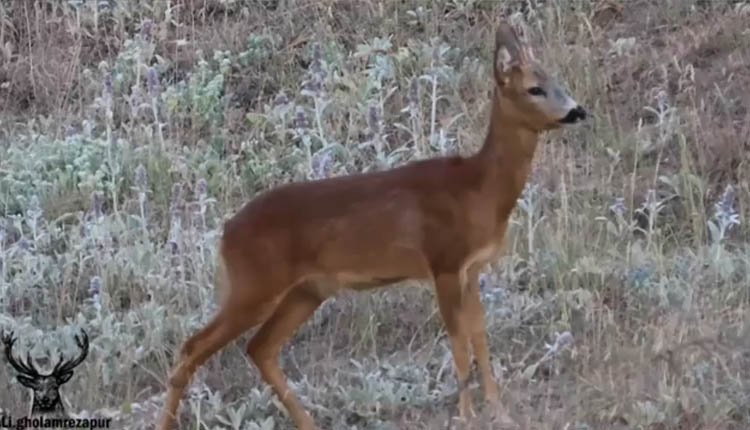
[158,20,586,429]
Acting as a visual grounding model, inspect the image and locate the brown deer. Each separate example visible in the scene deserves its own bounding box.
[158,20,586,429]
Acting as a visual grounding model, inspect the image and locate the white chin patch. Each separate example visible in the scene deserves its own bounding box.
[563,96,578,112]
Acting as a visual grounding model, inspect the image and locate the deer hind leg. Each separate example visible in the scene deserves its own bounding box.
[159,280,287,429]
[246,284,323,430]
[158,311,250,429]
[434,272,475,420]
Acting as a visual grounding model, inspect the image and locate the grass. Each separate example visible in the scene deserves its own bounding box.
[1,0,749,429]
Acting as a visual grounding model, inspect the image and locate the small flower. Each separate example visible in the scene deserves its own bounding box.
[517,182,540,213]
[134,164,148,191]
[479,273,488,292]
[170,182,184,216]
[79,222,89,239]
[273,91,290,107]
[445,129,457,145]
[367,105,381,136]
[301,43,326,98]
[655,90,669,114]
[140,19,153,41]
[103,72,113,97]
[609,197,626,216]
[171,182,183,201]
[311,43,323,75]
[147,67,160,97]
[630,266,652,289]
[91,191,104,219]
[304,77,323,95]
[294,106,310,133]
[312,152,333,179]
[715,184,739,225]
[89,276,102,296]
[544,331,574,356]
[17,239,30,251]
[408,77,419,111]
[709,183,741,243]
[195,178,208,201]
[88,277,102,316]
[102,73,114,120]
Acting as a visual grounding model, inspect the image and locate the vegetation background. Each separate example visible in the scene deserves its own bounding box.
[1,0,749,428]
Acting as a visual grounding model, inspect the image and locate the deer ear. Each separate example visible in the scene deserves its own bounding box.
[16,375,39,389]
[493,21,527,85]
[56,371,74,385]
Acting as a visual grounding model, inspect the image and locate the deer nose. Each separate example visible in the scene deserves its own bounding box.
[560,105,587,124]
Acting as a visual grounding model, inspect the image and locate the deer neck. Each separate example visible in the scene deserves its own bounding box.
[474,91,540,224]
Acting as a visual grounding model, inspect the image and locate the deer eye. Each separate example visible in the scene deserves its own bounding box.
[527,87,546,97]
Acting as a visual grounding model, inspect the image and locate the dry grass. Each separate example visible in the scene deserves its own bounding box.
[1,0,750,429]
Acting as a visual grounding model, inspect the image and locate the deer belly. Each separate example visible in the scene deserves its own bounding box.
[310,241,429,293]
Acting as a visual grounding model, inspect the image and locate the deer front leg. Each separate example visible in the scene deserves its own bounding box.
[465,267,499,403]
[434,272,475,420]
[465,268,517,427]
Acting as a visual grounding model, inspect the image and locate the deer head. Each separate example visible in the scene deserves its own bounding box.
[2,329,89,415]
[493,21,587,132]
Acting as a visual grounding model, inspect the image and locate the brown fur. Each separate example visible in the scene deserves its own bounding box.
[158,20,586,429]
